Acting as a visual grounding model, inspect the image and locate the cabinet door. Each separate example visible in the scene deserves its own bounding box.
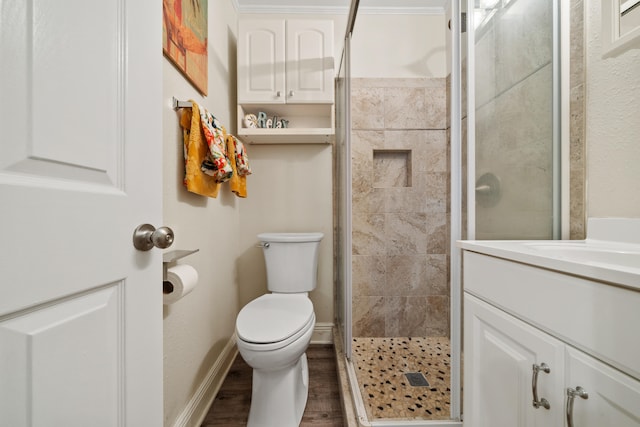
[286,20,334,103]
[464,294,565,427]
[566,347,640,427]
[238,20,285,103]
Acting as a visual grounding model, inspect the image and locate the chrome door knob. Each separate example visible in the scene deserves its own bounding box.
[133,224,174,251]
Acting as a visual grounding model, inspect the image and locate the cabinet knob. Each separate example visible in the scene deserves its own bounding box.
[276,91,282,97]
[288,90,295,97]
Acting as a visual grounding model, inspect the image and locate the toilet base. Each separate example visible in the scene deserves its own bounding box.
[247,353,309,427]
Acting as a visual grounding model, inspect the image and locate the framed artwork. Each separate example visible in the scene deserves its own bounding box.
[163,0,208,95]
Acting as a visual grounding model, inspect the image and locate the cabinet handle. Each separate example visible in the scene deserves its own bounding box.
[276,91,281,97]
[532,363,551,409]
[566,386,588,427]
[289,90,295,97]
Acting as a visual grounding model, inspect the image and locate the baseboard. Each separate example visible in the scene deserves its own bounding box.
[171,324,332,427]
[311,322,334,344]
[171,334,238,427]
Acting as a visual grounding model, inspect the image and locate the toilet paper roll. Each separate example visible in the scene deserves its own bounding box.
[163,264,198,304]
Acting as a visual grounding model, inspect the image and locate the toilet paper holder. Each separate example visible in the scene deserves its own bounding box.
[162,249,199,280]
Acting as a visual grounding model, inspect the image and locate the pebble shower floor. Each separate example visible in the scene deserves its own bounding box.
[352,337,451,421]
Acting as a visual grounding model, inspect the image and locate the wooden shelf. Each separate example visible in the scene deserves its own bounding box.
[237,104,334,144]
[239,128,333,144]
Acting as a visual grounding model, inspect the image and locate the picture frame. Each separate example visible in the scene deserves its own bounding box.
[163,0,208,95]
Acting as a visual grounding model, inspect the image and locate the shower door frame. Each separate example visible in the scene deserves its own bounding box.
[342,31,354,361]
[339,1,465,424]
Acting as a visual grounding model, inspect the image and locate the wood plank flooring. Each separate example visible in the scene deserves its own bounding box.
[201,345,344,427]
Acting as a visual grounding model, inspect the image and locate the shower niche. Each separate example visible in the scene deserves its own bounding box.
[373,150,412,188]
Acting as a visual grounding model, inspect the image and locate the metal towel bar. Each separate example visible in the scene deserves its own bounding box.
[172,97,192,110]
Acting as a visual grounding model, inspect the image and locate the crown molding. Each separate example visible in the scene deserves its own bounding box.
[359,6,445,15]
[237,5,349,14]
[236,4,445,15]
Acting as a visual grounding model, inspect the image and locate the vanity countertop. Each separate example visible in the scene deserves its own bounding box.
[458,239,640,290]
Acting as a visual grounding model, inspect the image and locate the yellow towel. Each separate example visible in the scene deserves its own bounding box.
[180,102,220,198]
[226,134,247,198]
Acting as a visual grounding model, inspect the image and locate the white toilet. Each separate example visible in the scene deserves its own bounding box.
[235,232,323,427]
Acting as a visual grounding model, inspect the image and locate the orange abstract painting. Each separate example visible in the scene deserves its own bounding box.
[163,0,208,95]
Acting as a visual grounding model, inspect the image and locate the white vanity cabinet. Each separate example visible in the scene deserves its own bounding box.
[237,19,334,104]
[462,250,640,427]
[465,293,565,426]
[565,348,640,427]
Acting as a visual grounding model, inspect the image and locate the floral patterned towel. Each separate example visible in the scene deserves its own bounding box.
[229,135,252,177]
[198,106,233,183]
[180,102,220,198]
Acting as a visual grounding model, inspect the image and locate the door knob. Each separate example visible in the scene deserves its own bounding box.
[133,224,174,251]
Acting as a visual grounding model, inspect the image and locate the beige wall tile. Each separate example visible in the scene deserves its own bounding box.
[352,87,385,130]
[385,297,428,337]
[384,87,427,129]
[385,255,428,296]
[353,296,386,337]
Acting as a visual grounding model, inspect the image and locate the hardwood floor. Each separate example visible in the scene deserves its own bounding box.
[201,345,344,427]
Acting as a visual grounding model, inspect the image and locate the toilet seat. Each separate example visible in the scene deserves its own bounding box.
[236,294,314,351]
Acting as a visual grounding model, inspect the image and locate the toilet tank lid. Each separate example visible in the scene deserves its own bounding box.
[257,232,323,243]
[236,294,314,344]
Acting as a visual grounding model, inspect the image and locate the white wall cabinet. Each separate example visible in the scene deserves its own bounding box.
[237,19,334,144]
[238,19,334,104]
[463,250,640,427]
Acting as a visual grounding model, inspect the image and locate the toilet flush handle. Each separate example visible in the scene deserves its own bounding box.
[255,242,270,248]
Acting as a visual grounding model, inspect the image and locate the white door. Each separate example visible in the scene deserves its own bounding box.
[566,347,640,427]
[464,294,565,427]
[285,19,334,103]
[238,19,286,104]
[0,1,163,426]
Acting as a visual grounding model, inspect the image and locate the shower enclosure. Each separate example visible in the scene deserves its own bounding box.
[335,0,571,424]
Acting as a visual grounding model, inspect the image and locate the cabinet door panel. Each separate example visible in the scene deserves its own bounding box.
[238,20,285,103]
[566,348,640,426]
[465,294,565,427]
[286,20,334,103]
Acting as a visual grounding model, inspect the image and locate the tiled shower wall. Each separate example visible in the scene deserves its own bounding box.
[569,0,586,239]
[350,78,450,338]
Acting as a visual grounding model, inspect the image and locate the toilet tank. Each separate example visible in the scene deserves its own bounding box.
[258,233,323,293]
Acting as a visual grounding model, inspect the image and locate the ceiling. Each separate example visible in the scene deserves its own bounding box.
[235,0,447,14]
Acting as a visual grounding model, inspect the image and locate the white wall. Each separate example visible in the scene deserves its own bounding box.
[236,145,335,325]
[586,0,640,218]
[351,13,447,78]
[236,12,345,328]
[162,0,240,425]
[163,10,340,425]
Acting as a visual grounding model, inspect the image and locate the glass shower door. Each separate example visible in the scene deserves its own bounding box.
[335,37,352,359]
[469,0,561,240]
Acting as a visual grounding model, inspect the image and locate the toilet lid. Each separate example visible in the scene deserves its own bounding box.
[236,294,314,344]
